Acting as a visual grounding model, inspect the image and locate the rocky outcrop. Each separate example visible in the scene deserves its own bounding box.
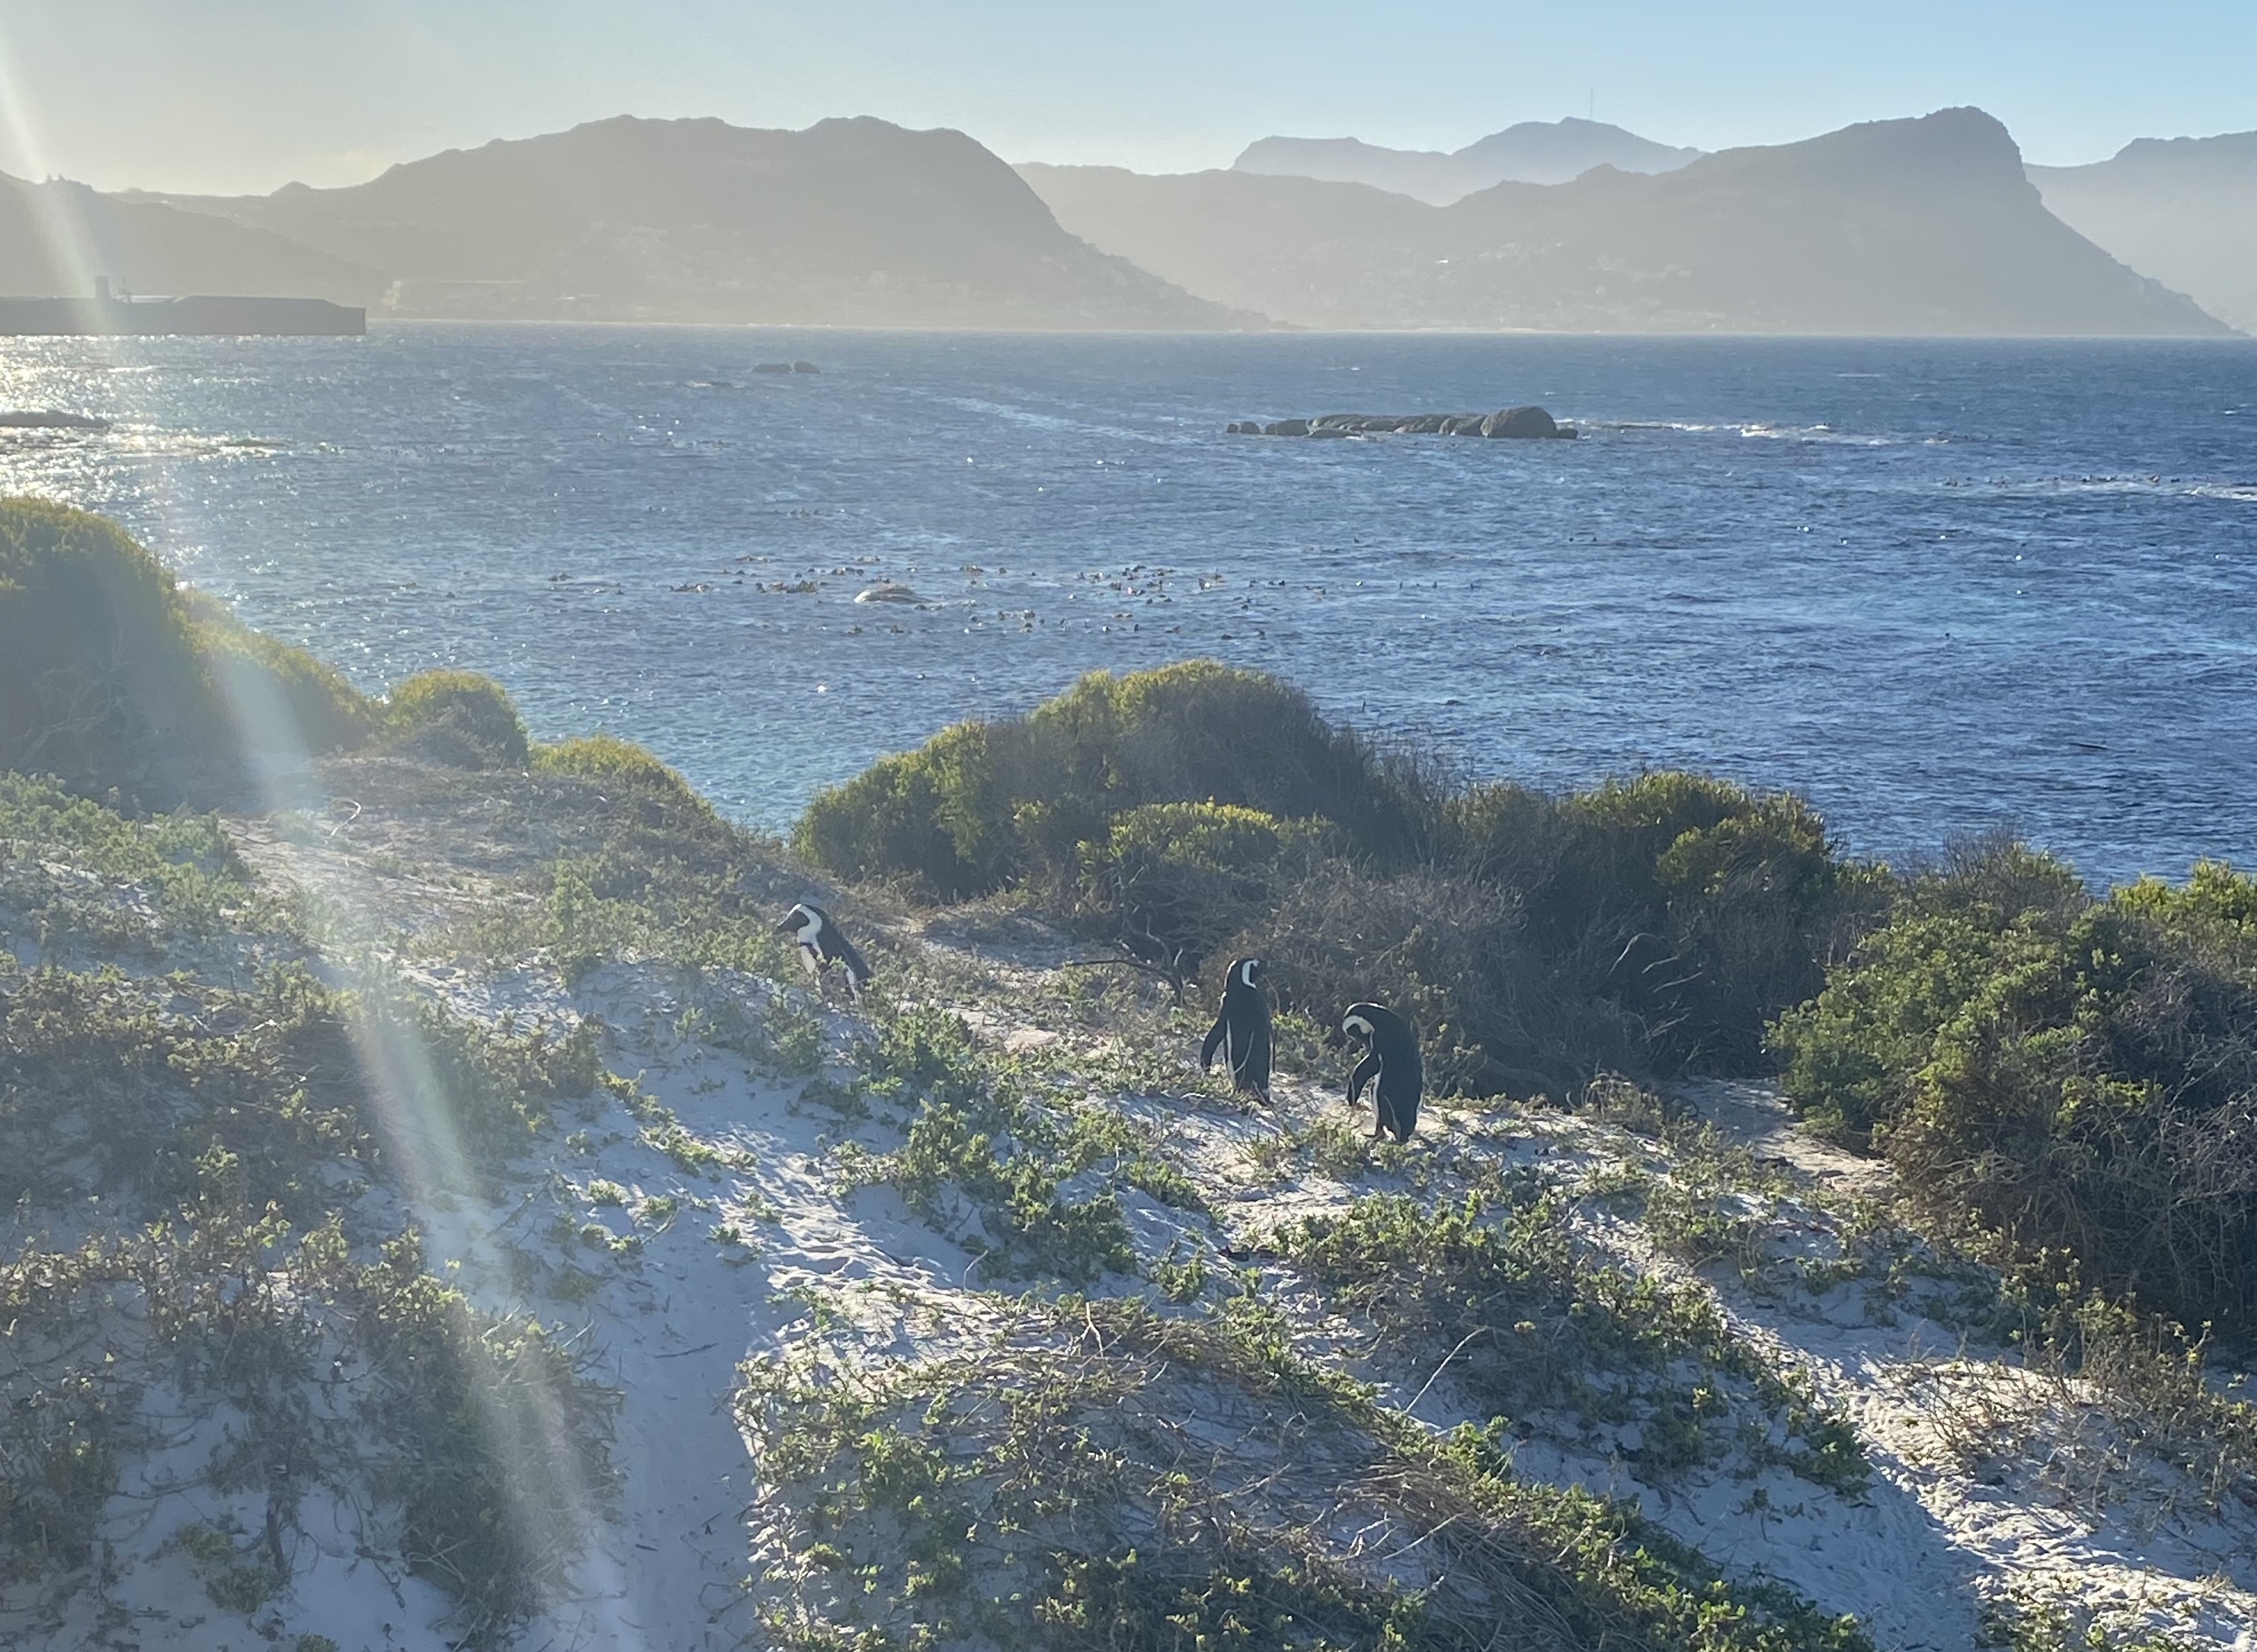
[1235,407,1575,440]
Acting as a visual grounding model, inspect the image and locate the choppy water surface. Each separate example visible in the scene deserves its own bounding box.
[1,326,2252,884]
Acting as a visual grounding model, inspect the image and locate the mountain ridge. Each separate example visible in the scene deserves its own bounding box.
[137,115,1256,329]
[1233,117,1702,202]
[2030,130,2257,333]
[0,172,385,305]
[1024,108,2230,335]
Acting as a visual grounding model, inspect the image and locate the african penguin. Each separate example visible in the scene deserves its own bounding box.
[1341,1002,1422,1143]
[776,902,871,1000]
[1199,957,1273,1102]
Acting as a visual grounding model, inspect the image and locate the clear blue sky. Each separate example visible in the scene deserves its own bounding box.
[3,0,2253,193]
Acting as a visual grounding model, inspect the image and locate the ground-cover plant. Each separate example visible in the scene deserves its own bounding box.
[796,662,1876,1090]
[1276,1191,1868,1491]
[736,1297,1872,1652]
[0,959,595,1217]
[0,779,613,1635]
[0,770,280,956]
[425,740,808,984]
[850,1005,1160,1283]
[0,1210,611,1642]
[1771,839,2257,1332]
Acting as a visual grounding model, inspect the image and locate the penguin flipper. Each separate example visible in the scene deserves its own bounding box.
[1200,1013,1227,1072]
[836,937,872,994]
[1347,1052,1379,1108]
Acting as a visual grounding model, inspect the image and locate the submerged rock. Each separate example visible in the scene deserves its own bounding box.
[854,582,922,605]
[0,409,111,431]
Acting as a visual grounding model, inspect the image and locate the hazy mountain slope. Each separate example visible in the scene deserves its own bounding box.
[1233,117,1702,202]
[152,115,1250,329]
[0,173,382,302]
[1015,164,1436,323]
[2031,133,2257,334]
[1025,109,2229,335]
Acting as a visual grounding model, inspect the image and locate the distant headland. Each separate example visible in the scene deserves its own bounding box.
[0,276,364,337]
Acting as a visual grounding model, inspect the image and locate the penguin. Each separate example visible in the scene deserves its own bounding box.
[1341,1002,1422,1143]
[1199,957,1273,1103]
[775,902,871,1000]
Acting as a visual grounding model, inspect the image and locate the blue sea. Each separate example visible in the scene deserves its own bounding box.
[1,324,2253,886]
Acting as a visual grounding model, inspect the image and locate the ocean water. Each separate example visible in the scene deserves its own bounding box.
[1,324,2252,886]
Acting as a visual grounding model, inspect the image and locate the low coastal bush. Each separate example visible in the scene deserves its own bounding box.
[383,668,530,768]
[798,661,1870,1087]
[532,733,713,822]
[185,590,376,756]
[1772,839,2257,1331]
[795,662,1425,901]
[0,500,371,805]
[1078,800,1329,971]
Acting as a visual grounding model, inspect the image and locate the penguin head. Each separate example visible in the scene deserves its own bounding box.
[1232,957,1264,992]
[777,902,824,941]
[1341,1004,1382,1045]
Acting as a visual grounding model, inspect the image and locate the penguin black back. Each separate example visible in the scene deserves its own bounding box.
[777,901,871,998]
[1341,1002,1422,1143]
[1200,956,1273,1102]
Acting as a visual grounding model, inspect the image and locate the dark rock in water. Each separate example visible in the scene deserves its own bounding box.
[0,409,111,431]
[791,360,821,373]
[1482,406,1559,439]
[754,361,794,373]
[1226,420,1264,434]
[1238,406,1573,441]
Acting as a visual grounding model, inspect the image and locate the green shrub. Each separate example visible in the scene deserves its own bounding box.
[795,662,1423,903]
[0,501,372,804]
[184,591,375,757]
[1243,864,1648,1095]
[1772,842,2257,1330]
[384,670,530,768]
[797,663,1866,1088]
[0,499,219,804]
[1539,774,1866,1072]
[1080,801,1326,969]
[532,735,713,822]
